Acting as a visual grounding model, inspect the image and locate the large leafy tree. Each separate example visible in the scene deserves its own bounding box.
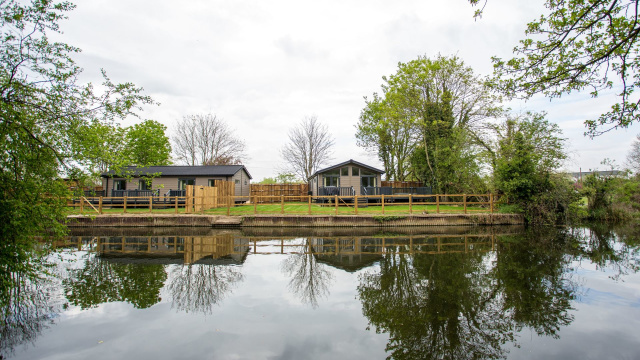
[357,55,500,187]
[471,0,640,136]
[0,0,153,304]
[356,93,416,181]
[491,112,577,223]
[125,119,172,167]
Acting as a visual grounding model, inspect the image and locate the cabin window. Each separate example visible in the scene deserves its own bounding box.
[361,176,377,187]
[138,179,151,190]
[235,179,240,184]
[178,178,195,190]
[341,167,348,176]
[323,175,339,187]
[114,180,126,190]
[352,167,359,176]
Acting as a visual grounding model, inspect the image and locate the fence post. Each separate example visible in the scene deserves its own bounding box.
[409,194,412,214]
[175,196,178,214]
[436,194,440,214]
[490,193,494,213]
[308,195,311,215]
[200,194,205,215]
[149,196,153,213]
[464,194,467,214]
[355,195,359,215]
[254,196,257,215]
[281,195,284,214]
[123,196,127,213]
[335,195,338,215]
[99,197,103,214]
[79,197,84,214]
[226,195,231,216]
[382,194,385,214]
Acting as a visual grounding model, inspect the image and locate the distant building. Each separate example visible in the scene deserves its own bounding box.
[101,165,252,199]
[568,170,623,182]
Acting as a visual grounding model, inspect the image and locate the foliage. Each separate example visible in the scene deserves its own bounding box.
[172,113,246,166]
[492,113,578,223]
[581,167,640,221]
[124,120,172,167]
[73,119,171,180]
[0,0,153,312]
[280,115,335,182]
[257,172,302,184]
[357,54,501,185]
[356,93,416,181]
[472,0,640,136]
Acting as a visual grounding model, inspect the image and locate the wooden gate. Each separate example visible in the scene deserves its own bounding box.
[185,181,234,213]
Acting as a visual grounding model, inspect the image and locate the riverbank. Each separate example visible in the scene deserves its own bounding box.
[66,213,524,227]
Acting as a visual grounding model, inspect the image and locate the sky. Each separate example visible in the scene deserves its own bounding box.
[56,0,640,181]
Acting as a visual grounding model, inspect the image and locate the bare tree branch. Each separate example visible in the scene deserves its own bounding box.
[280,116,335,182]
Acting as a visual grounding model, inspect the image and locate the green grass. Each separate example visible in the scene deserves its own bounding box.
[67,201,495,216]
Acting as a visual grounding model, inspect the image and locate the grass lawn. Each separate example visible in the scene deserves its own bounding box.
[66,201,494,216]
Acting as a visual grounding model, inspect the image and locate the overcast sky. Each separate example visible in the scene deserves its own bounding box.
[57,0,640,181]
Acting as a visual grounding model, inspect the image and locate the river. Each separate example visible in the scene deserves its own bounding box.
[1,225,639,359]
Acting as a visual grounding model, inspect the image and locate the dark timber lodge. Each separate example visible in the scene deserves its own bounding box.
[309,159,432,204]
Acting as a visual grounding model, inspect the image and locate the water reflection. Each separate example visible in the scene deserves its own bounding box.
[63,256,166,309]
[281,239,334,308]
[358,238,513,360]
[2,225,640,359]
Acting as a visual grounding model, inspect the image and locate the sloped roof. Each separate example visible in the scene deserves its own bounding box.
[311,159,384,178]
[101,165,252,179]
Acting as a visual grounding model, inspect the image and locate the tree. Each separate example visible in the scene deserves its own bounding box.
[357,54,500,185]
[0,0,153,305]
[356,93,416,181]
[280,116,335,182]
[125,120,172,167]
[471,0,640,136]
[172,113,246,166]
[627,134,640,173]
[491,112,577,223]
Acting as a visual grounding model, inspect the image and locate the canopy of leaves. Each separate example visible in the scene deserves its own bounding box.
[0,0,153,306]
[474,0,640,136]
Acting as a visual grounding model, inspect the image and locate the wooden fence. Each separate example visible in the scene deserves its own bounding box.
[250,183,309,203]
[381,181,424,188]
[68,192,504,216]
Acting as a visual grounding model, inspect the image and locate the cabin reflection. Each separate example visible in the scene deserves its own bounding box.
[309,235,497,271]
[58,235,250,265]
[58,234,497,267]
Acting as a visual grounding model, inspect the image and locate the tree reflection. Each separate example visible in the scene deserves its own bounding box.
[357,229,586,360]
[168,264,243,314]
[358,244,513,360]
[281,239,334,308]
[0,242,64,358]
[493,229,577,338]
[63,255,167,309]
[576,224,640,280]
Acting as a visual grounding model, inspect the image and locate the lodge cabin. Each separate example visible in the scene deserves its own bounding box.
[309,159,432,204]
[100,165,252,203]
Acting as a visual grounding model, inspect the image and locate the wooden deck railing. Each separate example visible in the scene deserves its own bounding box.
[68,193,504,216]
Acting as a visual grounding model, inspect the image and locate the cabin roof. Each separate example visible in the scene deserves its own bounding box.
[311,159,384,178]
[101,165,253,179]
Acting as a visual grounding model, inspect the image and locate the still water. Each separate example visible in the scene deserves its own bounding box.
[2,225,640,360]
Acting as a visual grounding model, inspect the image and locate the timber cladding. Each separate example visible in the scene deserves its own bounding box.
[250,184,309,203]
[185,182,235,213]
